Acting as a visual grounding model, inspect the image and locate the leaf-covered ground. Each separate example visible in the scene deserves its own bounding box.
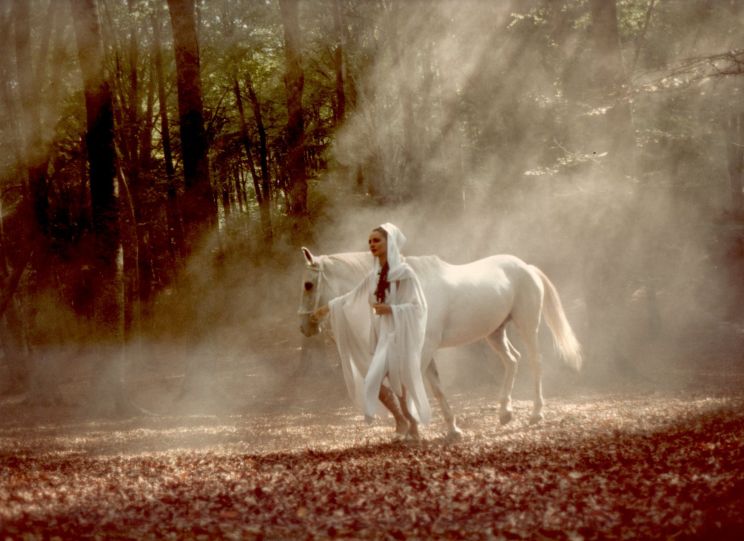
[1,374,743,541]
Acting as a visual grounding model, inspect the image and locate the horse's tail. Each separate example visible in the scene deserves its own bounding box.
[531,266,583,372]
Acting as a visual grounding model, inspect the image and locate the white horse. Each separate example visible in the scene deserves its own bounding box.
[298,249,582,439]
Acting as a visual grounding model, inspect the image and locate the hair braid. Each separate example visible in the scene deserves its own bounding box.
[375,262,390,303]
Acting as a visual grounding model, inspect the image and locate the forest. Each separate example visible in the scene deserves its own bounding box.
[1,0,743,538]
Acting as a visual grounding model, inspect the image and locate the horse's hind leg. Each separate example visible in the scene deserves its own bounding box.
[486,326,521,425]
[513,322,544,424]
[425,360,462,440]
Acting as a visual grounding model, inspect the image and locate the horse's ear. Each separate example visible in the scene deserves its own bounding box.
[301,246,315,265]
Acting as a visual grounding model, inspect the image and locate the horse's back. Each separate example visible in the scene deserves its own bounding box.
[327,252,542,348]
[408,254,537,348]
[415,254,534,291]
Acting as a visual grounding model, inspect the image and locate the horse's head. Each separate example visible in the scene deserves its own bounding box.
[298,247,325,337]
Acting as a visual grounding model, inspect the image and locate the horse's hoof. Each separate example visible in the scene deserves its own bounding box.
[445,427,463,442]
[529,413,544,425]
[499,410,514,425]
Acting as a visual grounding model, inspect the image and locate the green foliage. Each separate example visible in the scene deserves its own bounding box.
[2,0,744,327]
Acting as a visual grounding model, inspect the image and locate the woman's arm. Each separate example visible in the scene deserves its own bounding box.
[371,303,392,315]
[311,305,330,321]
[312,274,370,321]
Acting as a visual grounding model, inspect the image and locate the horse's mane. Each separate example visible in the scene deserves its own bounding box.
[322,251,445,283]
[324,251,370,273]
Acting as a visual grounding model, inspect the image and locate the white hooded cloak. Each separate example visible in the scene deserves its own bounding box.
[328,223,431,424]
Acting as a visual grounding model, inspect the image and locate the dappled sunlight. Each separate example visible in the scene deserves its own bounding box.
[2,386,743,538]
[2,0,744,538]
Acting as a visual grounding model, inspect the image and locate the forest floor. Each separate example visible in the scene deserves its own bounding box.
[1,336,744,540]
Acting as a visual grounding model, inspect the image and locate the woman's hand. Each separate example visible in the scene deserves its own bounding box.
[372,303,392,315]
[311,305,329,322]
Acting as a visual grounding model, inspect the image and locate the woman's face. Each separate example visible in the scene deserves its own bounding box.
[368,230,387,259]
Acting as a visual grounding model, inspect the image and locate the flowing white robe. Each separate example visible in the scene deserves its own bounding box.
[328,263,431,424]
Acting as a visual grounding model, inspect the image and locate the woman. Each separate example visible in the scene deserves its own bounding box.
[312,223,431,429]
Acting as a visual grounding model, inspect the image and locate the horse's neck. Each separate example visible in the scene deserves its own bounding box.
[322,252,445,299]
[322,252,372,297]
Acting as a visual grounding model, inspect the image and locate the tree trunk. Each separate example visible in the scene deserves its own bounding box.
[233,165,245,213]
[588,0,635,176]
[332,0,346,126]
[13,0,50,238]
[630,0,657,72]
[127,0,140,168]
[278,0,307,218]
[0,248,32,323]
[392,2,419,199]
[70,0,119,327]
[245,70,272,228]
[116,0,155,337]
[13,0,58,400]
[584,0,651,374]
[233,78,261,200]
[167,0,218,399]
[152,5,183,261]
[234,77,272,241]
[167,0,215,253]
[0,303,30,394]
[0,11,23,180]
[136,59,156,301]
[70,0,135,416]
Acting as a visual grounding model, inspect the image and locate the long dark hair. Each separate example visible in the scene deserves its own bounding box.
[372,227,390,303]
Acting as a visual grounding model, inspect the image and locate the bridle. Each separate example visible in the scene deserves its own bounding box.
[297,261,325,317]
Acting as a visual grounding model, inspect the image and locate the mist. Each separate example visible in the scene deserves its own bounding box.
[1,0,743,429]
[307,0,744,396]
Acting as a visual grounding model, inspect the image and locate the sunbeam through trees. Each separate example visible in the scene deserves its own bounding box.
[1,0,743,539]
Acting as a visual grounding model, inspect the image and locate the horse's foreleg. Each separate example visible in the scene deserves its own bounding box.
[425,360,462,440]
[378,384,409,436]
[487,327,520,425]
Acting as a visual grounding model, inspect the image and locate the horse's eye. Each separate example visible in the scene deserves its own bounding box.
[304,282,313,291]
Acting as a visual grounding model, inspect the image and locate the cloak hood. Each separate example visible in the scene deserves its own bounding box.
[375,222,409,281]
